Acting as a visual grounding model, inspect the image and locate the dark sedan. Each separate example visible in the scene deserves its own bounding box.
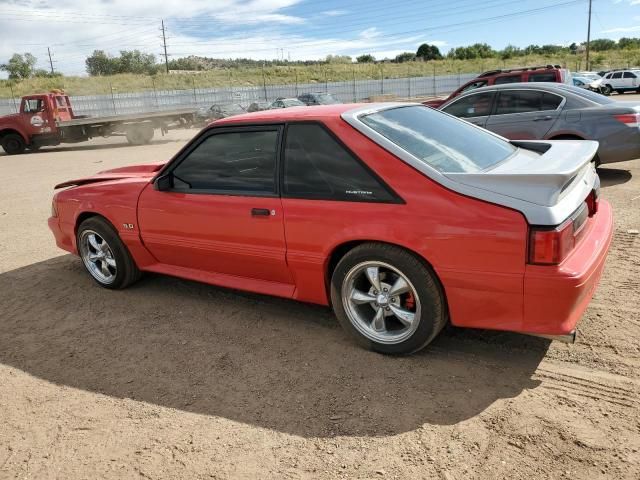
[439,83,640,164]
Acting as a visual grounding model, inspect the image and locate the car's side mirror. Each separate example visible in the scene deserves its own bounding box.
[155,173,173,191]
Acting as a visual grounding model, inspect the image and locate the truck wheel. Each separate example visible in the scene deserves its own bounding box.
[126,125,153,145]
[1,133,26,155]
[141,126,154,144]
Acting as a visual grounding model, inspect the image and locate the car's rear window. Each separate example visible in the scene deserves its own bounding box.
[360,105,516,173]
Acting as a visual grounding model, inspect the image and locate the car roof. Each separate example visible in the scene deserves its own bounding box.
[212,103,364,125]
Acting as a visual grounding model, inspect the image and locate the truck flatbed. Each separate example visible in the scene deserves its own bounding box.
[57,108,197,127]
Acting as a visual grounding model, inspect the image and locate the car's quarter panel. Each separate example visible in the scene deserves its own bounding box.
[283,116,529,332]
[523,200,613,335]
[137,186,293,286]
[49,178,158,268]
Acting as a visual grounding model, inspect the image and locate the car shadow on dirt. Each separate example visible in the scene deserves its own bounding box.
[598,166,632,188]
[0,255,549,438]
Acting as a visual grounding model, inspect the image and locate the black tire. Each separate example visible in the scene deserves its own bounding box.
[126,125,153,145]
[330,243,446,355]
[603,85,612,95]
[1,133,26,155]
[76,216,141,290]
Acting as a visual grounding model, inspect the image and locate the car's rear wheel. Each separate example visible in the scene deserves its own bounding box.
[77,217,141,289]
[1,133,26,155]
[331,243,446,355]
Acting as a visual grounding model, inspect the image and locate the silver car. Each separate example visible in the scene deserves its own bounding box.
[439,82,640,164]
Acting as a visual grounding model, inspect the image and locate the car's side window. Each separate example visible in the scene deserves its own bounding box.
[528,72,557,82]
[605,73,612,79]
[442,92,494,118]
[540,93,563,110]
[494,74,522,84]
[612,72,623,79]
[283,123,397,202]
[623,72,637,78]
[494,91,549,115]
[171,129,279,195]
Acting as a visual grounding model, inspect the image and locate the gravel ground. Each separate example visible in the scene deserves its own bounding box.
[0,120,639,479]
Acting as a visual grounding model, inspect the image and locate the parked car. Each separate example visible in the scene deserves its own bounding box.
[439,82,640,164]
[423,65,572,108]
[195,103,245,123]
[247,101,271,112]
[572,76,606,94]
[598,70,640,95]
[270,98,306,108]
[297,92,341,105]
[49,103,611,354]
[575,71,601,81]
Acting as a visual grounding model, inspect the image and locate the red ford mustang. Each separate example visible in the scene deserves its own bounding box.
[49,103,613,354]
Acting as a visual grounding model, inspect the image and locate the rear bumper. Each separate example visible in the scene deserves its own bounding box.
[521,199,613,335]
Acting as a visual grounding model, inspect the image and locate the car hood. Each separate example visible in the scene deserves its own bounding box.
[54,162,165,189]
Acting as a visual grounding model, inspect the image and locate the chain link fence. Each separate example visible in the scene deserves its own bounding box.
[0,72,476,117]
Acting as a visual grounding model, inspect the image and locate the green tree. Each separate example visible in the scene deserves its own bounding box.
[356,54,375,63]
[1,53,37,79]
[500,45,522,60]
[416,43,442,60]
[394,52,416,63]
[325,54,352,64]
[118,50,158,74]
[85,50,119,76]
[618,37,640,49]
[588,39,617,51]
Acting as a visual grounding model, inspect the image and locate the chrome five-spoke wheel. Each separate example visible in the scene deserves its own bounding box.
[342,261,421,344]
[79,230,117,284]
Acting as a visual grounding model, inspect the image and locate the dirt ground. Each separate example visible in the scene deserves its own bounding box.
[0,120,639,480]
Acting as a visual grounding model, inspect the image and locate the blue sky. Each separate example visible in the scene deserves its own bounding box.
[1,0,640,76]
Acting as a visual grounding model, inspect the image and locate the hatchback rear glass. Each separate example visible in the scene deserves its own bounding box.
[360,106,516,173]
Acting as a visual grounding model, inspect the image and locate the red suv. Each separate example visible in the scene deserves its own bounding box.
[423,65,572,108]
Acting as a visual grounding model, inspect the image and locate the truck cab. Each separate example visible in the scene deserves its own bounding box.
[0,92,73,154]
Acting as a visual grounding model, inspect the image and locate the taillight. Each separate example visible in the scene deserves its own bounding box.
[613,113,640,127]
[529,219,575,265]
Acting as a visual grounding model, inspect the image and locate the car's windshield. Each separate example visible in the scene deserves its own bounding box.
[315,94,340,104]
[360,105,516,173]
[221,104,245,114]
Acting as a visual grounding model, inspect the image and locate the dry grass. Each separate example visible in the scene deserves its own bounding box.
[2,50,639,98]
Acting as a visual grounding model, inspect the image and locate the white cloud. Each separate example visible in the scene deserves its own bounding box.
[600,25,640,33]
[0,1,445,77]
[321,10,348,17]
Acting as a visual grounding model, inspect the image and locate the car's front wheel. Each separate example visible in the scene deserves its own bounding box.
[331,243,446,355]
[77,216,141,289]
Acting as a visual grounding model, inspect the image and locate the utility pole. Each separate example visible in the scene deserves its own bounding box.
[586,0,592,70]
[47,47,54,74]
[161,19,169,74]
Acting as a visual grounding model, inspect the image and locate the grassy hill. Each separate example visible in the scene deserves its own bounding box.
[2,50,639,99]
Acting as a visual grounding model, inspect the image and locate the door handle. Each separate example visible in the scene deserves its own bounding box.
[533,116,553,121]
[251,208,272,216]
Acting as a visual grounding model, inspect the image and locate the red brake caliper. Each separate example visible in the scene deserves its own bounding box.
[404,292,415,310]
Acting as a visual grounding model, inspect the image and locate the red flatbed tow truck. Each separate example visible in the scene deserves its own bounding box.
[0,90,196,154]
